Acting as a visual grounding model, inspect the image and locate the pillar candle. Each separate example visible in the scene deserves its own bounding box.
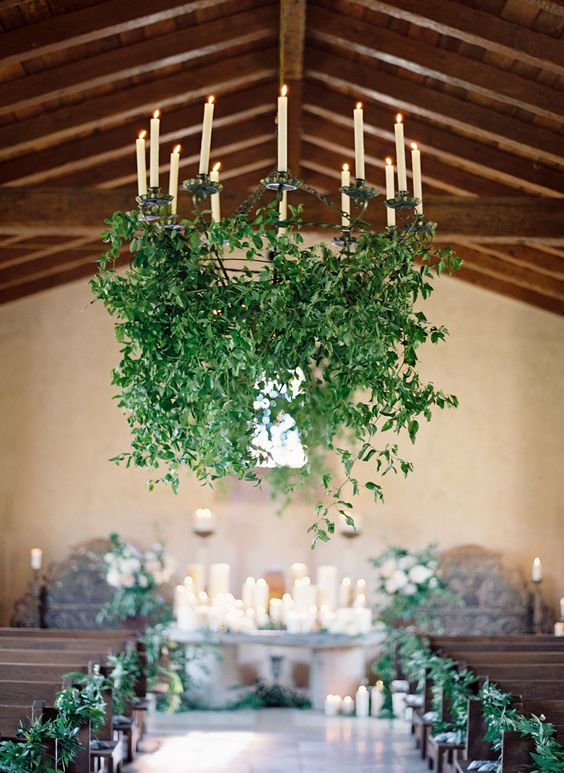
[355,685,370,718]
[532,557,542,582]
[339,577,353,608]
[269,597,282,625]
[30,548,42,570]
[169,144,181,215]
[385,157,396,227]
[209,563,230,599]
[410,142,423,215]
[325,694,340,717]
[340,164,351,227]
[394,113,408,192]
[136,130,147,196]
[150,110,160,188]
[277,84,288,172]
[371,681,384,717]
[342,695,355,716]
[254,578,269,610]
[242,576,256,609]
[210,161,221,221]
[317,565,338,611]
[291,563,308,584]
[173,584,187,616]
[560,597,564,619]
[198,96,215,175]
[356,579,367,599]
[353,102,365,180]
[186,563,204,595]
[192,508,215,536]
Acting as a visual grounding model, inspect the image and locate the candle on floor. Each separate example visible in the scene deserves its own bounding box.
[136,130,147,196]
[394,114,408,192]
[254,578,269,610]
[169,144,181,214]
[353,102,365,180]
[30,548,42,570]
[340,164,351,227]
[199,96,215,175]
[150,109,160,188]
[410,142,423,215]
[355,685,370,718]
[210,161,221,221]
[324,694,341,716]
[385,157,396,227]
[342,695,354,716]
[277,84,288,172]
[371,681,384,717]
[532,556,542,582]
[208,563,230,600]
[242,576,256,609]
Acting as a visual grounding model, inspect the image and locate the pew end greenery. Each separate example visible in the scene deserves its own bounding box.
[91,195,461,542]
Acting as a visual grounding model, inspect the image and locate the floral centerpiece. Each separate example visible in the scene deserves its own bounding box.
[370,544,452,629]
[98,532,176,625]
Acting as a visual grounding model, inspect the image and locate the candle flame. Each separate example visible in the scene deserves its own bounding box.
[153,109,160,119]
[411,142,418,150]
[396,113,403,123]
[385,157,393,166]
[212,161,221,172]
[138,130,147,140]
[208,95,215,104]
[281,84,288,96]
[356,101,363,109]
[173,144,181,153]
[342,163,349,172]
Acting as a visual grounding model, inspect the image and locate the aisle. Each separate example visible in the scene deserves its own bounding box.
[130,710,428,773]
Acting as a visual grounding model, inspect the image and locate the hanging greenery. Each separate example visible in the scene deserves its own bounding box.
[91,197,460,541]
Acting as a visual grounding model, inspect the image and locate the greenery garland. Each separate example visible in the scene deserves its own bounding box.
[381,628,564,772]
[91,201,460,540]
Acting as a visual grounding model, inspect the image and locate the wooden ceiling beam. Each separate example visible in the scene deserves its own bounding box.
[308,5,563,123]
[454,264,564,317]
[0,262,100,306]
[455,242,564,280]
[0,49,278,163]
[302,114,521,197]
[350,0,564,77]
[1,188,562,244]
[280,0,307,176]
[303,86,564,198]
[0,84,275,187]
[0,6,277,118]
[0,0,240,68]
[305,49,564,170]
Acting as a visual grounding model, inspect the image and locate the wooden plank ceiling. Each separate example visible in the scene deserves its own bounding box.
[0,0,563,313]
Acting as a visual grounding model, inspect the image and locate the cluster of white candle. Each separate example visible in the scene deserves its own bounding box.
[174,561,372,636]
[324,682,385,718]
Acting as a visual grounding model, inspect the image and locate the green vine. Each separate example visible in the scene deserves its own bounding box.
[91,200,461,541]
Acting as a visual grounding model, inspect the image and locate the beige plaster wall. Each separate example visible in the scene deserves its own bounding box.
[1,273,563,625]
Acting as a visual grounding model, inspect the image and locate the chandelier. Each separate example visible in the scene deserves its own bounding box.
[92,85,459,543]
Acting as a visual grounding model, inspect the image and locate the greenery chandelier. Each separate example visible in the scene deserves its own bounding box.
[91,91,461,544]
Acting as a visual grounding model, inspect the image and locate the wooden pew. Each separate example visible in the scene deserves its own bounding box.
[0,649,109,664]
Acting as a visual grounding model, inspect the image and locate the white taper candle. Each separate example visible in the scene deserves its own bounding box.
[411,142,423,215]
[168,144,180,214]
[210,161,221,221]
[30,548,42,570]
[199,96,215,175]
[150,110,160,188]
[277,84,288,172]
[394,113,408,192]
[353,102,365,180]
[341,163,351,227]
[136,130,147,196]
[385,157,396,227]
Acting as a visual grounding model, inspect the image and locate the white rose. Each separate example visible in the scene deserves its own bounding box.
[398,555,415,570]
[429,577,439,589]
[138,574,149,588]
[144,560,161,575]
[379,558,397,579]
[122,557,141,574]
[409,565,433,585]
[385,570,409,594]
[106,568,122,588]
[404,583,417,595]
[120,573,135,588]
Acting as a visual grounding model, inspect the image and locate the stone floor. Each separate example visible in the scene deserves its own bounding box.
[129,710,427,773]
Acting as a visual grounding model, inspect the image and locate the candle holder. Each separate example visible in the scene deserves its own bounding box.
[532,579,543,634]
[340,179,379,222]
[384,191,419,211]
[332,227,357,252]
[137,187,174,222]
[183,174,223,209]
[31,568,42,628]
[261,170,301,192]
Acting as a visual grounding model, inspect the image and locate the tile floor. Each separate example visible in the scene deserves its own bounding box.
[130,709,428,773]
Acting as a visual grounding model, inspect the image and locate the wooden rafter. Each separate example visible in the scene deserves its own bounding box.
[280,0,307,175]
[350,0,564,77]
[308,5,564,123]
[0,188,562,244]
[305,50,564,168]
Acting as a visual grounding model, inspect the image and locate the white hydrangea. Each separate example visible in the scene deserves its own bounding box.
[379,558,397,579]
[398,555,415,570]
[409,564,434,585]
[404,583,417,595]
[385,569,409,594]
[120,572,135,588]
[106,567,122,588]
